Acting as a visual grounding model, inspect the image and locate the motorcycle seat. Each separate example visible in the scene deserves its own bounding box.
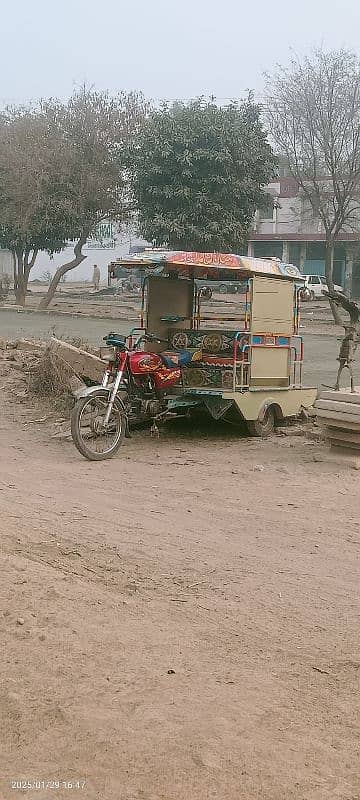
[161,350,202,368]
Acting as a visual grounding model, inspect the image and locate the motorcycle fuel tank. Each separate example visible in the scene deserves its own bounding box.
[129,351,163,374]
[129,351,181,390]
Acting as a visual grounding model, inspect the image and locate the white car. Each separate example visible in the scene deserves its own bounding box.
[302,274,343,300]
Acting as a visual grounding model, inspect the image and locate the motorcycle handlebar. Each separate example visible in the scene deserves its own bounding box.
[103,332,168,348]
[143,333,168,344]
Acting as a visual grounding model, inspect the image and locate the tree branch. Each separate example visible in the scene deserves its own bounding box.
[38,229,89,309]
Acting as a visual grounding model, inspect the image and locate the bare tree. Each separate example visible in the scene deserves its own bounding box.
[265,49,360,323]
[41,270,53,284]
[325,290,360,391]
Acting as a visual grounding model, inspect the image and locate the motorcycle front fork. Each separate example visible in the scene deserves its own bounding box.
[101,368,124,426]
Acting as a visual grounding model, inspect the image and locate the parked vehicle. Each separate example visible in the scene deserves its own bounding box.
[72,251,317,460]
[108,265,146,290]
[71,331,200,461]
[198,280,247,296]
[301,275,343,301]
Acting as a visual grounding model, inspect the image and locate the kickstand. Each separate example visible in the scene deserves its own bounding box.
[150,421,160,438]
[124,416,131,438]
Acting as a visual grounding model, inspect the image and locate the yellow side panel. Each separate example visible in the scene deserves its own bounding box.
[250,347,290,382]
[251,276,294,335]
[230,388,317,420]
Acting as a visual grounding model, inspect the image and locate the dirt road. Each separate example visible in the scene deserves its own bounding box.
[1,384,360,799]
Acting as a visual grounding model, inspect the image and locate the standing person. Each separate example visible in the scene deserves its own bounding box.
[92,264,101,291]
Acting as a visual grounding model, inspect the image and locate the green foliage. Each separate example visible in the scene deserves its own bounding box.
[0,109,71,255]
[41,87,148,237]
[0,88,148,304]
[132,99,276,251]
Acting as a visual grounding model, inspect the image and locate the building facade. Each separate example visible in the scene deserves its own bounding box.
[248,177,360,297]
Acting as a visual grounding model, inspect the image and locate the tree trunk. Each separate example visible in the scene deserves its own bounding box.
[14,250,26,306]
[13,248,38,306]
[325,239,342,325]
[39,231,89,310]
[24,249,38,289]
[11,251,17,294]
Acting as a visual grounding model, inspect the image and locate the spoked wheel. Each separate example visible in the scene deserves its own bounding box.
[247,407,275,438]
[71,389,126,461]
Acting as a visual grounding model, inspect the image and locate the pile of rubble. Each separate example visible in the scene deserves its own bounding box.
[0,337,46,397]
[0,336,105,395]
[0,336,106,441]
[315,389,360,465]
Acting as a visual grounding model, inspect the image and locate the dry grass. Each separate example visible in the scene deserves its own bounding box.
[28,347,75,411]
[28,336,98,415]
[48,329,99,356]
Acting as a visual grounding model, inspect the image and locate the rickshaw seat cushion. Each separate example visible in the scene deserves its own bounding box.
[161,350,202,368]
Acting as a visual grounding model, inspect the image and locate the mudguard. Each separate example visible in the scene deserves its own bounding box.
[73,384,104,400]
[73,385,131,437]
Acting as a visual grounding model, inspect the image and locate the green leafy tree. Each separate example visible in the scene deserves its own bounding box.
[0,88,147,307]
[38,87,148,308]
[0,109,71,305]
[132,99,276,252]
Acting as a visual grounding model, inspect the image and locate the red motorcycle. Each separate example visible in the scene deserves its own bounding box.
[71,331,196,460]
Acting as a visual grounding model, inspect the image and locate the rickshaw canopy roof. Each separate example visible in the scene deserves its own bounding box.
[111,250,302,281]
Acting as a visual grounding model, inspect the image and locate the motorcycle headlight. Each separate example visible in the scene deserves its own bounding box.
[100,346,116,361]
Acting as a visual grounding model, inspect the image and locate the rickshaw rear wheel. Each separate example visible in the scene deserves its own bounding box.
[247,407,275,437]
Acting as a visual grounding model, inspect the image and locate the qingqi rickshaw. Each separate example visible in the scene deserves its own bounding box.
[70,251,317,460]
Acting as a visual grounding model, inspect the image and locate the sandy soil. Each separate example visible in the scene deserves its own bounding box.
[1,366,360,799]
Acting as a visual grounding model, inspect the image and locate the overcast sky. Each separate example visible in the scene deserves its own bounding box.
[1,0,360,105]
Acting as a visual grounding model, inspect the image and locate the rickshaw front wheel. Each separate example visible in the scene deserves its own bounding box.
[247,407,275,437]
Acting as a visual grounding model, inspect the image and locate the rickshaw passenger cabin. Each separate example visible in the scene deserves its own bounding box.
[108,250,316,433]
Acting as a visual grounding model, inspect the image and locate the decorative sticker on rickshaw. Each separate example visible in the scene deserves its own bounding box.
[171,331,189,349]
[201,355,234,366]
[167,252,242,267]
[221,370,234,389]
[182,365,234,389]
[202,333,224,352]
[169,329,248,355]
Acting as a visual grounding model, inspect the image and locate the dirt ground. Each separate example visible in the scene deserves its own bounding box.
[1,363,360,799]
